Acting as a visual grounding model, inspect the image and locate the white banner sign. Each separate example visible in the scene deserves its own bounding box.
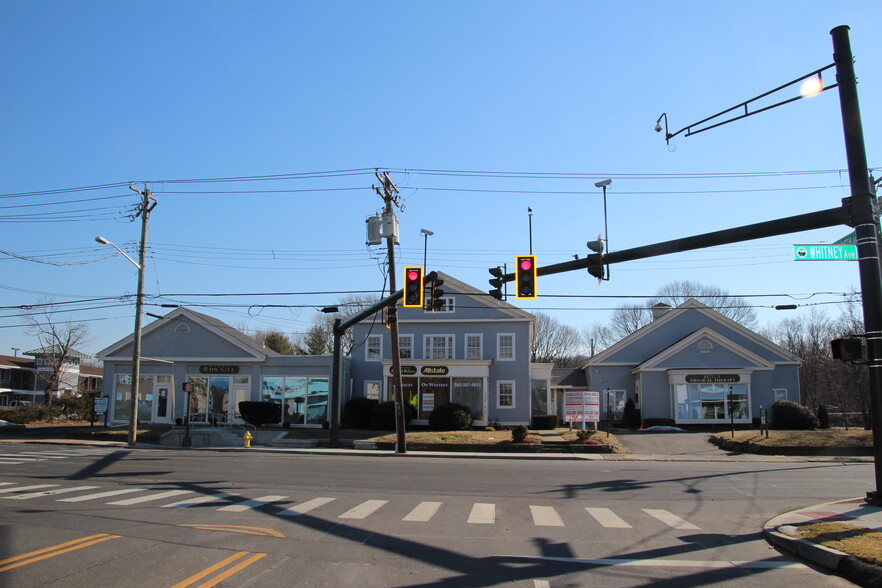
[565,391,600,423]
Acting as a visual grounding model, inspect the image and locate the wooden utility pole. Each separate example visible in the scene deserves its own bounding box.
[375,172,407,453]
[128,184,156,446]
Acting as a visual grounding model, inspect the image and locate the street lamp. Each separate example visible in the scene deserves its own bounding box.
[527,208,533,255]
[96,235,144,447]
[594,179,612,279]
[420,228,433,269]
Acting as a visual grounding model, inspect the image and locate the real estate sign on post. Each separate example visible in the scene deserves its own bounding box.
[565,391,600,423]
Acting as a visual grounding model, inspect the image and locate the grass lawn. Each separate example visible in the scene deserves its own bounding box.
[791,521,882,567]
[711,429,872,448]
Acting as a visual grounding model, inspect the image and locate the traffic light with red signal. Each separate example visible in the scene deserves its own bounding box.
[515,255,537,299]
[403,267,424,307]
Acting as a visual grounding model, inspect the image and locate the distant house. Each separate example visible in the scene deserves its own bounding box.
[0,346,100,406]
[582,299,801,425]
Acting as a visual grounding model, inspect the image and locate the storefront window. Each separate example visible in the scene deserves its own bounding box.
[675,383,749,421]
[531,380,548,415]
[306,377,328,425]
[452,378,483,420]
[113,374,155,422]
[187,376,208,423]
[260,376,327,426]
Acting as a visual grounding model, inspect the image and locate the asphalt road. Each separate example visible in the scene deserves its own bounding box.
[0,443,870,587]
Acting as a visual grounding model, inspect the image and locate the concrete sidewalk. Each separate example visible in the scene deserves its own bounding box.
[764,498,882,587]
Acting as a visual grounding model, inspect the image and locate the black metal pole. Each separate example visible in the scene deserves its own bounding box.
[831,25,882,505]
[330,318,342,448]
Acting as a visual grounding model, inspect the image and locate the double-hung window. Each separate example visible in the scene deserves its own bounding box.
[497,333,515,361]
[424,335,454,360]
[497,381,515,408]
[399,335,413,359]
[366,335,382,361]
[466,334,482,360]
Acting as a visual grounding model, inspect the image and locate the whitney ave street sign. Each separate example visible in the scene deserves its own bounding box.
[793,243,858,261]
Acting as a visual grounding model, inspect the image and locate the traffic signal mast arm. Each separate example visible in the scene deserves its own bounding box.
[489,205,845,289]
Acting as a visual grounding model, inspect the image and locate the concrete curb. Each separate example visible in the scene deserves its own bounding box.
[763,500,882,587]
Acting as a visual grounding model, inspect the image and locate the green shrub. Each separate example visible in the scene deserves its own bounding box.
[429,402,474,431]
[342,397,378,429]
[531,414,559,429]
[772,400,819,430]
[816,404,830,429]
[0,404,63,424]
[239,401,280,427]
[511,424,529,443]
[622,399,641,428]
[370,401,416,431]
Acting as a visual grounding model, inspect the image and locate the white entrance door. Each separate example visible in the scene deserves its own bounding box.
[229,376,249,424]
[152,380,173,424]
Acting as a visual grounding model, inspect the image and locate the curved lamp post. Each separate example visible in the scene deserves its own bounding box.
[96,235,145,447]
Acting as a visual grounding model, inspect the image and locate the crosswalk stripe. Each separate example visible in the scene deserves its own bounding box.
[162,492,235,509]
[14,453,68,459]
[0,484,59,494]
[530,505,564,527]
[0,460,25,465]
[642,509,700,530]
[585,507,632,528]
[4,486,101,500]
[217,495,288,512]
[0,454,45,461]
[468,503,496,524]
[339,499,388,520]
[106,490,194,506]
[278,497,336,517]
[0,483,16,487]
[403,501,442,522]
[57,488,146,502]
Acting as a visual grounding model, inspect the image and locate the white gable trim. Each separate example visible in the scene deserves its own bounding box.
[635,327,776,372]
[96,307,267,361]
[584,298,800,368]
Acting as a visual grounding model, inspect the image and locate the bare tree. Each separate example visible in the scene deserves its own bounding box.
[609,304,652,339]
[531,311,584,367]
[21,301,90,405]
[582,322,615,357]
[652,280,757,327]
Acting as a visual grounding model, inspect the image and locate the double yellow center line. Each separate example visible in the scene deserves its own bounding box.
[0,533,121,573]
[171,551,267,588]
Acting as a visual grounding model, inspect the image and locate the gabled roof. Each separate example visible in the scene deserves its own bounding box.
[96,307,277,360]
[24,346,90,359]
[635,326,778,371]
[409,272,535,321]
[585,298,800,367]
[0,354,36,370]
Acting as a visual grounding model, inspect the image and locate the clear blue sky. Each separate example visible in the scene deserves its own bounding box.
[1,1,879,356]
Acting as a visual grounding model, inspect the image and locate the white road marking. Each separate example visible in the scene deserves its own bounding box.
[57,488,146,502]
[0,454,45,461]
[642,509,700,530]
[0,484,59,494]
[161,492,235,508]
[468,503,496,524]
[530,505,564,527]
[106,490,194,506]
[534,581,551,588]
[13,453,68,459]
[0,460,25,465]
[585,507,632,528]
[216,494,288,512]
[4,485,101,500]
[505,554,805,569]
[338,499,389,520]
[278,496,336,516]
[403,501,443,522]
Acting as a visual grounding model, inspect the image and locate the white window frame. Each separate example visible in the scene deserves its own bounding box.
[465,333,483,360]
[432,297,454,313]
[365,381,381,401]
[497,333,515,361]
[424,335,454,360]
[366,334,383,361]
[399,335,413,359]
[773,388,787,401]
[497,380,515,409]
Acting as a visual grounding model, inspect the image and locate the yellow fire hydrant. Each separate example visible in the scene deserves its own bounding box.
[243,431,253,449]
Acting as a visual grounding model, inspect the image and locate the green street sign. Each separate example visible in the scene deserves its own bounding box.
[793,244,858,261]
